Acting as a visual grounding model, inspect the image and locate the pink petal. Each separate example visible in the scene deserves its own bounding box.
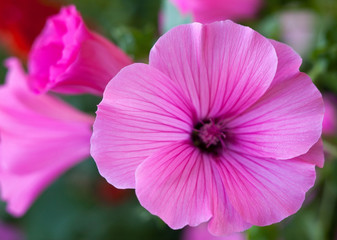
[0,58,93,216]
[297,139,324,168]
[150,21,277,119]
[183,223,246,240]
[91,63,193,189]
[219,151,316,226]
[0,152,85,217]
[269,39,302,87]
[135,143,212,229]
[0,58,93,174]
[207,160,251,235]
[227,73,324,160]
[28,5,132,96]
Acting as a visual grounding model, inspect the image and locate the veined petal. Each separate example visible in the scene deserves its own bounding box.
[150,20,277,119]
[269,39,302,87]
[207,158,251,235]
[135,142,212,229]
[227,73,324,159]
[218,151,316,226]
[296,139,324,168]
[91,63,194,189]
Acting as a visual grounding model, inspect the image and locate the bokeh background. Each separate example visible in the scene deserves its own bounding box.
[0,0,337,239]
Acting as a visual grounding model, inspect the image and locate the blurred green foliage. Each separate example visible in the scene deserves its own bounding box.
[0,0,337,239]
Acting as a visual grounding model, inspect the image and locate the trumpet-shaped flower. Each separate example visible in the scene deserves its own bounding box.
[170,0,262,23]
[91,21,324,235]
[0,58,94,216]
[28,5,132,96]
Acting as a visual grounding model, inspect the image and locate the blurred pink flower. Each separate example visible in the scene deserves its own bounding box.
[183,224,246,240]
[0,221,24,240]
[280,10,316,57]
[322,95,337,136]
[28,5,132,96]
[0,58,94,216]
[170,0,262,23]
[91,21,324,235]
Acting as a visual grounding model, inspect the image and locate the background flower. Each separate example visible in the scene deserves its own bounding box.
[28,5,132,96]
[322,94,337,136]
[0,58,93,216]
[170,0,262,23]
[183,224,246,240]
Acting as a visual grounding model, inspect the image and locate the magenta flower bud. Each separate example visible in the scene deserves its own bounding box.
[28,5,132,96]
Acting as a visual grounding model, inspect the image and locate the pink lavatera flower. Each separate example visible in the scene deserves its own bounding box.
[170,0,262,23]
[0,58,94,216]
[91,21,324,235]
[28,5,132,96]
[183,224,246,240]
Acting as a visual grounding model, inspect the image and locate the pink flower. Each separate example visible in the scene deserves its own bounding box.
[170,0,262,23]
[0,58,94,216]
[28,5,132,96]
[279,10,316,57]
[183,224,246,240]
[0,221,24,240]
[322,94,337,136]
[91,21,324,235]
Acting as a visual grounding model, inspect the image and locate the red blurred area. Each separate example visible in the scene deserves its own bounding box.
[0,0,60,59]
[97,179,131,204]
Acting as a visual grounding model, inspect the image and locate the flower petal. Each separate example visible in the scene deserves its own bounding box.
[227,72,324,159]
[269,39,302,87]
[91,63,193,189]
[219,151,316,226]
[296,139,324,168]
[150,20,277,119]
[0,153,86,217]
[207,159,251,235]
[135,142,212,229]
[0,58,93,174]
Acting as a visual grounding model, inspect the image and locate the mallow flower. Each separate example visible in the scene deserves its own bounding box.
[28,5,132,96]
[91,21,324,235]
[170,0,262,23]
[0,58,94,216]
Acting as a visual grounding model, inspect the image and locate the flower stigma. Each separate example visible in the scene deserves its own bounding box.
[191,119,227,155]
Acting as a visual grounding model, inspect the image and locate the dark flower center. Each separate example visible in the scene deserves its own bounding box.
[191,119,226,155]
